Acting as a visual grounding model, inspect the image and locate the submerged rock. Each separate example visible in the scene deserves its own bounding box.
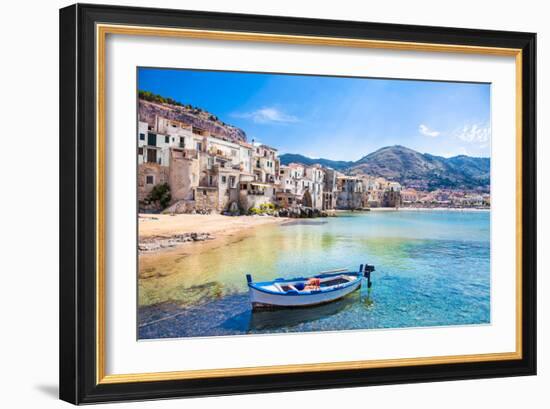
[139,232,212,253]
[277,206,328,219]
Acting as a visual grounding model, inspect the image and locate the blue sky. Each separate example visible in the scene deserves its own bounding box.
[138,68,491,160]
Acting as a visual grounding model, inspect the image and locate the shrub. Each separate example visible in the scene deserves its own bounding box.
[138,90,183,107]
[147,183,171,209]
[259,203,276,211]
[248,207,262,215]
[248,203,276,215]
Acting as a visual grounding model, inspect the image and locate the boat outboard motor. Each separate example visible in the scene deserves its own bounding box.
[363,264,375,288]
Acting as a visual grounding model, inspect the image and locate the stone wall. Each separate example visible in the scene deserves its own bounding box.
[138,163,169,202]
[194,187,219,211]
[383,190,402,207]
[239,187,275,211]
[276,192,299,209]
[322,192,336,210]
[169,149,199,201]
[218,187,240,212]
[336,191,364,210]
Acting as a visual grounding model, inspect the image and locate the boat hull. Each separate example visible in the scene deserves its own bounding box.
[249,279,362,309]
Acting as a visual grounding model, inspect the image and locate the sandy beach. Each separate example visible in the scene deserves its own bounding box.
[138,213,289,253]
[139,213,288,237]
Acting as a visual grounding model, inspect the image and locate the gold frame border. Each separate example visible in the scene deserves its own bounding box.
[96,23,523,385]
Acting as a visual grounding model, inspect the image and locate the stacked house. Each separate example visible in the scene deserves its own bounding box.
[138,103,402,213]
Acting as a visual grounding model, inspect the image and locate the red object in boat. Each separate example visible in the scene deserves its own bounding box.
[305,278,321,290]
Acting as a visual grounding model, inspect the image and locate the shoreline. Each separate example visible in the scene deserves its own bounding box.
[335,207,490,213]
[138,207,489,254]
[394,207,490,212]
[139,213,290,253]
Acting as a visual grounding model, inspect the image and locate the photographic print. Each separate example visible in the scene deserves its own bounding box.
[59,7,536,402]
[137,68,491,340]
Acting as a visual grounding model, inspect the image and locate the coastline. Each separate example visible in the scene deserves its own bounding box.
[139,213,289,253]
[394,207,490,212]
[334,207,490,213]
[138,207,489,254]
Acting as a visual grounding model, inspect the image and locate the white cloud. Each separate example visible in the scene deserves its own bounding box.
[234,107,298,124]
[419,124,440,137]
[453,123,491,144]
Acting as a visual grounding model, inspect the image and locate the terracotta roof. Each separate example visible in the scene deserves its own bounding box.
[237,141,254,148]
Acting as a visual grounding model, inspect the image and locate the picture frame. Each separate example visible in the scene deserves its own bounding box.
[59,3,536,404]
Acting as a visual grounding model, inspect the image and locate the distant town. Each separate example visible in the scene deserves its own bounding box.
[137,96,490,216]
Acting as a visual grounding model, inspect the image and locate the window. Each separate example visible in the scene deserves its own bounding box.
[208,175,213,186]
[158,158,162,165]
[165,136,170,144]
[139,133,145,140]
[147,132,156,146]
[221,176,227,184]
[146,175,154,185]
[138,147,143,155]
[196,142,202,151]
[146,149,157,164]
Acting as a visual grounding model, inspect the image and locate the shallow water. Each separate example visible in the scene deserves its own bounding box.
[138,210,490,339]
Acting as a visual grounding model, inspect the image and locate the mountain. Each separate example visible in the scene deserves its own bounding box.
[139,92,246,143]
[350,146,489,189]
[281,146,490,190]
[279,153,354,171]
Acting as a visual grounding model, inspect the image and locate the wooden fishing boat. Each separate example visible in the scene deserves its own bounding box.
[246,264,375,310]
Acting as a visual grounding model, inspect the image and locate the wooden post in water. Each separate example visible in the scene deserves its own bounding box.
[364,263,373,288]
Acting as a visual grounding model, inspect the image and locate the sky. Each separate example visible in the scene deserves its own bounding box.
[138,67,491,161]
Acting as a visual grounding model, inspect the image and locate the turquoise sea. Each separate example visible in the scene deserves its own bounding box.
[138,210,490,339]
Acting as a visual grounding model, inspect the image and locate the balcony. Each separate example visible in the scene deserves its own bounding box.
[247,190,265,196]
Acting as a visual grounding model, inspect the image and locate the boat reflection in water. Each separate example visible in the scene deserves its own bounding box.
[247,290,373,332]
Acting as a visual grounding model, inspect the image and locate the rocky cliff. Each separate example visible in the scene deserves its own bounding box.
[139,99,247,143]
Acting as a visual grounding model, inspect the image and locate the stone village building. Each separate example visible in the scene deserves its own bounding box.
[138,110,402,213]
